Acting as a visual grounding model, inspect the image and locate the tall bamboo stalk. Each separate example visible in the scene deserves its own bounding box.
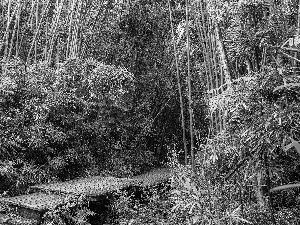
[185,0,195,170]
[168,0,188,165]
[66,0,77,59]
[8,0,21,61]
[210,18,223,133]
[46,0,64,65]
[43,17,49,60]
[15,0,21,58]
[27,0,51,64]
[214,22,232,86]
[294,0,300,74]
[34,0,38,63]
[264,151,276,225]
[199,0,218,135]
[197,0,210,134]
[3,0,12,60]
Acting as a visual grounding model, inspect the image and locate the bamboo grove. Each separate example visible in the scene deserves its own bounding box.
[2,0,300,223]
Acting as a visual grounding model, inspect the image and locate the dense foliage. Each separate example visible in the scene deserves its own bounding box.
[1,0,300,224]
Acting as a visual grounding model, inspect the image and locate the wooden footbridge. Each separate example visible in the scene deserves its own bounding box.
[0,168,171,225]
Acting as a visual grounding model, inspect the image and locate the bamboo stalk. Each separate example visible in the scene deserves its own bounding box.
[280,49,300,63]
[66,0,77,59]
[185,0,195,170]
[294,0,300,74]
[1,0,4,29]
[196,17,210,95]
[3,0,12,60]
[43,17,48,61]
[196,5,211,93]
[34,0,39,63]
[15,0,21,58]
[210,17,218,90]
[47,0,64,65]
[207,18,215,92]
[264,151,276,225]
[168,0,188,165]
[75,0,82,58]
[211,18,223,133]
[199,0,216,135]
[8,0,21,61]
[214,22,232,86]
[29,0,35,28]
[26,0,51,64]
[199,0,214,93]
[56,36,60,65]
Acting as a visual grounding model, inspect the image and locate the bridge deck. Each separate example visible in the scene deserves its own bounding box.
[134,168,171,187]
[30,176,139,197]
[0,193,65,212]
[0,167,171,222]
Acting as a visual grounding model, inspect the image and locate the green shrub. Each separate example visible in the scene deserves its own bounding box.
[111,185,173,225]
[42,195,95,225]
[0,57,155,195]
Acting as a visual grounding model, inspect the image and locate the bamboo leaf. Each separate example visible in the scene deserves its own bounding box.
[189,202,201,214]
[273,83,300,92]
[270,183,300,192]
[191,215,200,224]
[283,137,300,155]
[232,216,253,224]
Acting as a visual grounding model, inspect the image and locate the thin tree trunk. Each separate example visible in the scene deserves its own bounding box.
[168,0,188,165]
[185,0,195,170]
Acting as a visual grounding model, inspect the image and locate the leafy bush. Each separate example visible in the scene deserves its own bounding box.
[192,66,300,224]
[111,184,173,225]
[42,195,95,225]
[0,57,156,195]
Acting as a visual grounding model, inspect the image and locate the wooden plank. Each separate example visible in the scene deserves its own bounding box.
[0,193,65,212]
[0,213,38,225]
[31,176,139,197]
[30,168,171,199]
[132,168,171,187]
